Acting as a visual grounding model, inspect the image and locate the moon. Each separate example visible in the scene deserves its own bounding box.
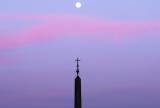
[75,2,82,8]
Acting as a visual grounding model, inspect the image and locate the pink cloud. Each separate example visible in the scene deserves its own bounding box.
[0,14,160,49]
[0,56,16,64]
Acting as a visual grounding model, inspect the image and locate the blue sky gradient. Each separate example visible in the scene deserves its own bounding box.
[0,0,160,108]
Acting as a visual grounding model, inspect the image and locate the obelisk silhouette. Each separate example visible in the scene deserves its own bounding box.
[74,58,82,108]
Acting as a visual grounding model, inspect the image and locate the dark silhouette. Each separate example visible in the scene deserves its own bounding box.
[74,58,82,108]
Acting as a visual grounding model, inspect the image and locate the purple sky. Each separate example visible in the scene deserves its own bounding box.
[0,0,160,108]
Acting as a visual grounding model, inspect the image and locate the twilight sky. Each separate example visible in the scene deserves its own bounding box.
[0,0,160,108]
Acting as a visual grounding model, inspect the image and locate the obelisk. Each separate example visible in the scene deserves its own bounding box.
[74,58,82,108]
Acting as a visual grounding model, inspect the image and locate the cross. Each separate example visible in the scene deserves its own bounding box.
[75,58,80,64]
[75,58,80,75]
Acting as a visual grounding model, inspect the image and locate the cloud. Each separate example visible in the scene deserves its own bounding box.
[0,14,160,49]
[0,56,16,64]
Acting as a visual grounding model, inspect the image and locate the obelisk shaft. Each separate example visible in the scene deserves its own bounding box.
[74,76,81,108]
[74,58,82,108]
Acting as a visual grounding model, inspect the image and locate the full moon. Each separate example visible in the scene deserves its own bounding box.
[75,2,82,8]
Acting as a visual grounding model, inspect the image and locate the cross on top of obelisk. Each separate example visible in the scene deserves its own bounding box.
[75,58,80,75]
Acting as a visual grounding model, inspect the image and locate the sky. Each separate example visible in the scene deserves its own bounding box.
[0,0,160,108]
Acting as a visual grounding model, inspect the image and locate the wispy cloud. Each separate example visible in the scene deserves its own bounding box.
[0,14,160,49]
[0,56,16,64]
